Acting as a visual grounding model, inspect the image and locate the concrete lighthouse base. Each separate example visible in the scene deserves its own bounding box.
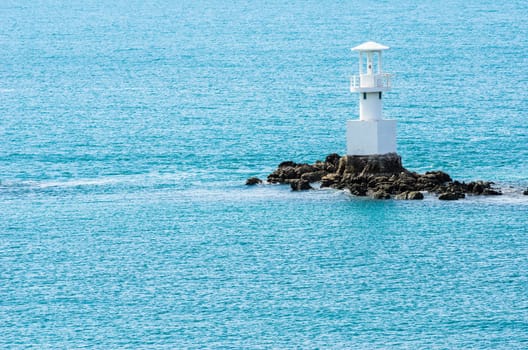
[346,119,396,156]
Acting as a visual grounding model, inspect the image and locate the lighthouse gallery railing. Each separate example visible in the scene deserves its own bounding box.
[350,73,391,90]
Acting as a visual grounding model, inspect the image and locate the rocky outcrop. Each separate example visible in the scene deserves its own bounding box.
[245,177,263,185]
[523,188,528,195]
[259,153,503,200]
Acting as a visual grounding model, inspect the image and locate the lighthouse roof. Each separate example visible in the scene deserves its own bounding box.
[351,41,389,52]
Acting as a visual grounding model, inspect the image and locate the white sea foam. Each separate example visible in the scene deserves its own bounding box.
[36,177,122,188]
[30,171,196,189]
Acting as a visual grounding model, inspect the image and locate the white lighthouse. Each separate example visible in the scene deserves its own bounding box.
[346,41,396,155]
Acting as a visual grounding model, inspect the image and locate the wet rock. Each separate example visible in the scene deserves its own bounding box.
[438,192,458,200]
[394,192,409,200]
[395,183,413,193]
[325,153,341,166]
[267,165,296,183]
[374,183,396,194]
[443,183,465,195]
[301,170,327,183]
[320,173,341,188]
[268,161,299,183]
[313,160,326,170]
[371,190,391,199]
[424,171,452,184]
[482,188,502,195]
[278,160,296,168]
[245,177,263,185]
[395,191,424,200]
[263,153,501,201]
[290,179,312,191]
[467,181,484,194]
[300,180,313,191]
[323,153,341,172]
[438,192,465,200]
[295,164,317,177]
[267,162,314,183]
[348,183,367,196]
[408,191,424,200]
[524,188,528,195]
[466,181,502,195]
[368,176,389,188]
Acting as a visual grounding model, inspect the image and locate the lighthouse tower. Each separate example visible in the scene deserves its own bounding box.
[346,41,396,155]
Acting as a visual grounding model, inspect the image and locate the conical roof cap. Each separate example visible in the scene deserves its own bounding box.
[351,41,389,52]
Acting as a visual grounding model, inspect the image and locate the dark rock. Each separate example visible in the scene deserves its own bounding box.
[320,173,341,188]
[267,162,318,184]
[313,160,325,170]
[368,176,389,188]
[321,153,340,173]
[348,183,367,196]
[264,153,501,201]
[424,171,452,183]
[408,191,424,200]
[301,170,327,183]
[395,191,424,200]
[473,183,484,194]
[245,177,262,185]
[396,174,417,185]
[325,153,341,166]
[299,180,313,190]
[267,165,297,183]
[438,192,465,200]
[482,188,502,195]
[523,189,528,195]
[371,190,391,199]
[278,161,296,168]
[394,192,409,200]
[465,181,502,195]
[395,183,414,193]
[467,181,490,194]
[445,182,465,194]
[295,164,317,177]
[438,192,458,200]
[280,166,297,179]
[375,182,396,194]
[290,179,312,191]
[324,164,337,173]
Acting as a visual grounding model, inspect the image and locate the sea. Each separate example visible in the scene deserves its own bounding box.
[0,0,527,348]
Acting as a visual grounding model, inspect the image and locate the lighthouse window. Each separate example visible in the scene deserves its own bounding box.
[363,93,367,100]
[379,92,382,99]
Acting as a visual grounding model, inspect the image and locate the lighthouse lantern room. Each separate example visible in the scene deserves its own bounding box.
[346,41,396,155]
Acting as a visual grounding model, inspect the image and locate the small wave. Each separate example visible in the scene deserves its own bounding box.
[36,177,122,189]
[1,171,199,191]
[40,172,199,189]
[469,136,492,142]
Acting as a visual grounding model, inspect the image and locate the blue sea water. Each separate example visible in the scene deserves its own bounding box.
[1,0,527,348]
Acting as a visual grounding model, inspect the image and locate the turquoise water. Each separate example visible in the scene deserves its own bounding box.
[1,0,527,348]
